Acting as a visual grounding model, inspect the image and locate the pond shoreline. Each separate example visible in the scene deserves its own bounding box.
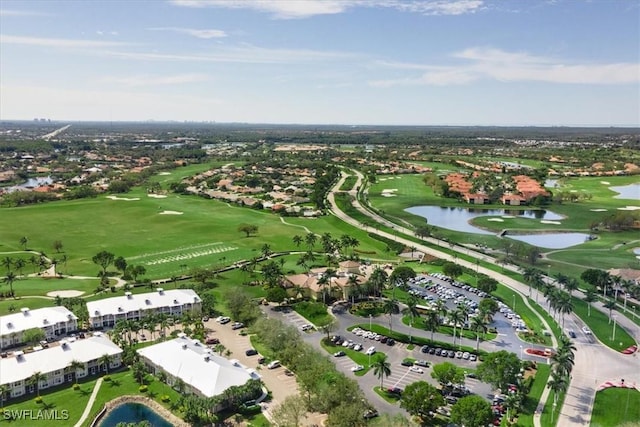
[92,395,188,427]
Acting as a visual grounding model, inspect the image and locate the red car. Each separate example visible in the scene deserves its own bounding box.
[206,337,220,345]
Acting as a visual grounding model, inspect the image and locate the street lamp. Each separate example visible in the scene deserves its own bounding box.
[513,294,516,312]
[369,314,372,330]
[612,315,618,341]
[520,345,523,359]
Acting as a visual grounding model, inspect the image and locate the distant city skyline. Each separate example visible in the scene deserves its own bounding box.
[1,0,639,126]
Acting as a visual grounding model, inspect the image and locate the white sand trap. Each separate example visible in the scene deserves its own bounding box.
[379,178,388,181]
[618,206,640,211]
[160,210,183,215]
[148,194,167,199]
[47,290,84,298]
[381,194,397,197]
[600,181,610,185]
[502,215,516,219]
[541,220,561,225]
[488,218,504,222]
[570,190,577,193]
[382,189,398,193]
[590,208,608,212]
[158,172,171,175]
[106,195,140,201]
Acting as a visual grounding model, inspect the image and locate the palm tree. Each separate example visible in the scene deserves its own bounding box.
[547,372,569,421]
[556,293,574,328]
[448,309,464,346]
[347,275,360,303]
[603,300,617,323]
[2,257,13,274]
[3,271,17,298]
[372,354,391,390]
[564,278,579,298]
[552,336,576,377]
[304,232,317,252]
[470,316,488,352]
[292,235,303,249]
[260,244,272,259]
[28,371,47,398]
[424,310,440,343]
[523,267,542,296]
[584,289,597,317]
[99,353,113,375]
[19,236,28,250]
[68,360,85,385]
[402,296,421,342]
[367,267,388,298]
[383,298,399,332]
[504,392,522,422]
[14,259,26,277]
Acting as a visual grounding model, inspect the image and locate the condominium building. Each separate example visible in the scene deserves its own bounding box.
[86,288,201,329]
[0,307,78,350]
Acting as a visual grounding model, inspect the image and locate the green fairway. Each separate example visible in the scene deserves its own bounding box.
[591,387,640,427]
[2,277,100,297]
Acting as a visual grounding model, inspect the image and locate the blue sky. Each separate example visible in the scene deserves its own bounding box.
[1,0,638,126]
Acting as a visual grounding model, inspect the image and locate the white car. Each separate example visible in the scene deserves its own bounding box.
[267,360,281,369]
[300,324,314,331]
[409,366,424,374]
[350,364,364,372]
[365,346,376,355]
[582,326,592,335]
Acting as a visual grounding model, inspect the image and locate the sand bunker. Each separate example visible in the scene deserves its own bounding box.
[148,194,167,199]
[600,181,611,185]
[159,210,183,215]
[381,189,398,197]
[618,206,640,211]
[381,194,397,197]
[158,172,172,176]
[590,208,608,212]
[502,215,516,219]
[107,195,140,201]
[541,220,561,225]
[47,290,85,298]
[488,218,504,222]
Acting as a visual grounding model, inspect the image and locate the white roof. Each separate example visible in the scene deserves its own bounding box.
[0,334,122,385]
[86,289,201,318]
[0,307,77,336]
[137,336,258,397]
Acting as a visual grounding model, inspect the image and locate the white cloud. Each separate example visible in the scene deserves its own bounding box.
[148,27,228,39]
[371,47,640,86]
[100,73,209,87]
[0,9,50,17]
[169,0,484,19]
[0,34,130,48]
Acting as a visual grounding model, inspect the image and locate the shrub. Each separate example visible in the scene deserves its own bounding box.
[139,385,148,393]
[73,384,80,390]
[103,375,111,382]
[35,396,43,404]
[161,395,170,402]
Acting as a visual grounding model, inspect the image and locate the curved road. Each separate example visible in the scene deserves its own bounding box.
[329,170,640,427]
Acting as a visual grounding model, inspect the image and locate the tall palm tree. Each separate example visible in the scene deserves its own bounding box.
[372,354,391,390]
[402,296,421,342]
[99,353,113,375]
[292,235,303,249]
[2,257,13,274]
[14,259,26,277]
[2,271,17,298]
[470,316,488,352]
[564,278,579,298]
[68,360,85,385]
[424,309,440,343]
[19,236,28,250]
[556,293,574,328]
[304,232,317,252]
[448,309,464,346]
[522,267,542,297]
[504,392,522,422]
[547,372,569,420]
[28,371,47,398]
[583,289,597,317]
[603,300,617,323]
[383,298,399,332]
[367,267,388,298]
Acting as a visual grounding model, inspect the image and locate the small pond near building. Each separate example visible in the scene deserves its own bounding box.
[99,403,173,427]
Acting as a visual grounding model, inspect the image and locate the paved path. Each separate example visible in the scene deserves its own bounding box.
[74,377,103,427]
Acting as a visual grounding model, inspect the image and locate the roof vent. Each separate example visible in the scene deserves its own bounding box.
[145,299,151,305]
[117,307,123,312]
[6,322,13,329]
[177,332,186,339]
[43,318,49,324]
[182,343,188,350]
[21,308,30,315]
[173,299,179,305]
[94,310,100,316]
[125,292,132,299]
[157,288,164,294]
[203,355,210,362]
[67,313,74,319]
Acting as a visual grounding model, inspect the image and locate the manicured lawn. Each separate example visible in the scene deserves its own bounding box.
[339,175,358,191]
[591,387,640,427]
[571,296,635,352]
[541,389,567,427]
[3,277,100,297]
[517,363,550,426]
[0,297,56,316]
[293,301,332,326]
[373,386,401,404]
[401,315,498,342]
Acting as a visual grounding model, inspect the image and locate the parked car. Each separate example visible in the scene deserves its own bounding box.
[415,360,429,367]
[421,345,430,353]
[205,337,220,345]
[257,356,266,364]
[267,360,281,369]
[380,336,388,343]
[231,322,245,330]
[351,364,364,372]
[401,359,414,367]
[386,338,395,346]
[409,366,424,374]
[363,409,379,419]
[301,324,314,331]
[216,316,231,324]
[245,348,258,356]
[568,330,577,338]
[333,351,346,357]
[365,346,376,355]
[469,354,477,361]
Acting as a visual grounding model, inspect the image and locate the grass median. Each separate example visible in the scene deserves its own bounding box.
[591,387,640,427]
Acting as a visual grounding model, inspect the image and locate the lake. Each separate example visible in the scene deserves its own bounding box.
[505,232,593,249]
[99,402,173,427]
[405,206,563,235]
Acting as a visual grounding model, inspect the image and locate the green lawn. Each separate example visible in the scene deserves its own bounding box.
[4,277,101,297]
[0,369,184,427]
[373,386,401,404]
[293,301,333,326]
[517,363,550,426]
[591,387,640,427]
[572,296,636,352]
[0,297,56,316]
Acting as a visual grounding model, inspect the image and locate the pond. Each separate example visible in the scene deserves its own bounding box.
[404,206,564,235]
[99,402,173,427]
[505,232,593,249]
[610,183,640,200]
